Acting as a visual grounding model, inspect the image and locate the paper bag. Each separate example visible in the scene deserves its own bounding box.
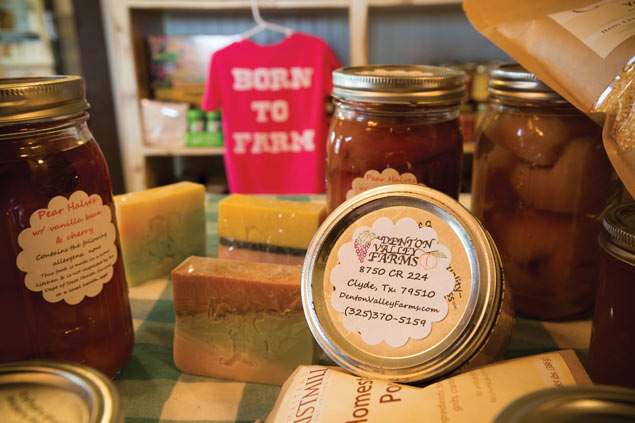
[464,0,635,196]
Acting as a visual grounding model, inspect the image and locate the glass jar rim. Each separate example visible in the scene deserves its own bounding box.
[332,97,462,115]
[0,76,89,123]
[332,65,466,105]
[0,111,89,140]
[488,63,569,105]
[599,201,635,265]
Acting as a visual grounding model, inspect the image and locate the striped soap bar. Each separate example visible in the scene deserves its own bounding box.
[114,181,206,286]
[172,256,316,385]
[217,194,326,265]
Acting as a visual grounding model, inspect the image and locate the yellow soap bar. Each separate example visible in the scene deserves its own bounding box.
[172,256,315,385]
[218,194,326,250]
[115,181,206,286]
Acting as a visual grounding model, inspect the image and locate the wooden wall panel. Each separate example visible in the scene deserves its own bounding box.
[368,5,510,65]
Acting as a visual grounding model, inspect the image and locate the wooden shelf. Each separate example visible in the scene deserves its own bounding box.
[0,30,40,42]
[126,0,349,9]
[0,58,55,67]
[124,0,460,7]
[368,0,461,5]
[0,0,55,77]
[102,0,374,192]
[102,0,468,192]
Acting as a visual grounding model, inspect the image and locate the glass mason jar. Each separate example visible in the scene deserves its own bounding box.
[471,64,619,320]
[326,65,465,213]
[589,201,635,388]
[0,76,134,377]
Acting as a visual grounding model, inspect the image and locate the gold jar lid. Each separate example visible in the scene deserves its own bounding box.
[302,184,508,383]
[599,201,635,266]
[494,386,635,422]
[0,360,123,423]
[488,63,567,104]
[331,65,466,105]
[0,76,89,123]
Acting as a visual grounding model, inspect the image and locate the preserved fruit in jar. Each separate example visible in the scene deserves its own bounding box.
[326,65,465,213]
[0,76,134,377]
[589,202,635,388]
[471,64,619,320]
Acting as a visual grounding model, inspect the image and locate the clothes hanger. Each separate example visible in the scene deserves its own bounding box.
[240,0,294,40]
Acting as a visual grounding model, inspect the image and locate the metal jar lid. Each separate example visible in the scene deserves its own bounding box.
[301,184,506,383]
[0,76,89,123]
[488,63,568,104]
[599,201,635,266]
[331,65,466,105]
[0,360,123,423]
[494,386,635,422]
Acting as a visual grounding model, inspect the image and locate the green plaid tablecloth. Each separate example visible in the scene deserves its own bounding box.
[114,194,592,423]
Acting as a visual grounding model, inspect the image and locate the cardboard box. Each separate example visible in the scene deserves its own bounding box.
[147,35,238,106]
[140,99,189,146]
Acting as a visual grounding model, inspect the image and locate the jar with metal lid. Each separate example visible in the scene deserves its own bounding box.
[0,360,123,422]
[326,65,466,213]
[0,76,134,378]
[589,201,635,389]
[494,386,635,422]
[470,63,619,320]
[302,184,514,384]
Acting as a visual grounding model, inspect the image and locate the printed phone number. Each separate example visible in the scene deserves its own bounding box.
[344,307,427,327]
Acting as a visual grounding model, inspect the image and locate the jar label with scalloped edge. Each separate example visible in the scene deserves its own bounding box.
[329,216,456,348]
[346,168,418,200]
[16,190,117,305]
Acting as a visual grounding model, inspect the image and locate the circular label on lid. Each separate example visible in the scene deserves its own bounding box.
[323,205,471,355]
[0,360,123,423]
[302,184,507,383]
[329,216,455,347]
[0,385,90,422]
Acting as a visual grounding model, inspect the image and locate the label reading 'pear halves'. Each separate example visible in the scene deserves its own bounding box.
[16,190,117,305]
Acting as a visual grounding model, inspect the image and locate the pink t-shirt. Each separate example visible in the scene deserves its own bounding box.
[202,33,341,194]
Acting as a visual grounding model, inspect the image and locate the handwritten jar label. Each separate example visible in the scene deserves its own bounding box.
[16,191,118,305]
[346,169,418,200]
[330,216,455,348]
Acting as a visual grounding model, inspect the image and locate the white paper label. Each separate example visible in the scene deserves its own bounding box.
[329,217,455,348]
[549,0,635,58]
[346,168,418,201]
[284,367,331,423]
[16,191,118,305]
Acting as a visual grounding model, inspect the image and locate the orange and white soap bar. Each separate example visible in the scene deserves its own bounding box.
[217,194,327,265]
[172,256,316,385]
[114,181,206,286]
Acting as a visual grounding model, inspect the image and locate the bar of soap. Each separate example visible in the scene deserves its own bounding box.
[217,194,327,265]
[172,256,316,385]
[114,181,206,286]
